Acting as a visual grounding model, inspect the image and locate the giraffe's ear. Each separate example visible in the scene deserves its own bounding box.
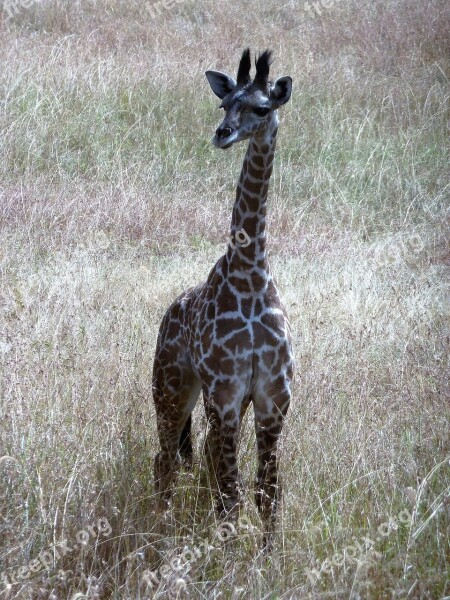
[205,70,236,99]
[270,76,292,107]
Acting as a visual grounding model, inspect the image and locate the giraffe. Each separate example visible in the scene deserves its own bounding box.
[152,49,294,546]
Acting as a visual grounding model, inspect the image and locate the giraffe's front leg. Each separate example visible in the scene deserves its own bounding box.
[203,392,243,519]
[253,385,291,550]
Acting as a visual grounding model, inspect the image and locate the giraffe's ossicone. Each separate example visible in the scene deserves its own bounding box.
[152,49,294,549]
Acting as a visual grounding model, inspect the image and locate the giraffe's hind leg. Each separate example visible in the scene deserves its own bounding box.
[153,375,200,510]
[152,301,201,510]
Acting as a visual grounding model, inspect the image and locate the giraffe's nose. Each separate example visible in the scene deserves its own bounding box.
[216,126,232,139]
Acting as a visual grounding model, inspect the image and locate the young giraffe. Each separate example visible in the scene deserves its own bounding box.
[153,49,294,544]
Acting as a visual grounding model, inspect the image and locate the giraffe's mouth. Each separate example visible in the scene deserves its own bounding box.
[212,131,238,149]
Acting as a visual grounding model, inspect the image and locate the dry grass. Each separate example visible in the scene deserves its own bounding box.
[0,0,449,598]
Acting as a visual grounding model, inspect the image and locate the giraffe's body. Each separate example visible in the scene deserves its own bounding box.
[153,50,294,545]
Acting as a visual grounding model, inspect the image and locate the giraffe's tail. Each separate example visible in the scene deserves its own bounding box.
[179,414,193,468]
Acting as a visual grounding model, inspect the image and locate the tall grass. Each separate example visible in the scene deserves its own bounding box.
[0,0,449,598]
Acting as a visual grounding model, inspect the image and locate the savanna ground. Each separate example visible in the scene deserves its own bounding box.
[0,0,449,598]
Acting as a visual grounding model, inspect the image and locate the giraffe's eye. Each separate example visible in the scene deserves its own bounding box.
[254,106,270,117]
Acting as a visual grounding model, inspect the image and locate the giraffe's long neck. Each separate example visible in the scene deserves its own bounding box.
[226,113,278,279]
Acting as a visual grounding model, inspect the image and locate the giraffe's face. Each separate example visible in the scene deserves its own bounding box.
[205,71,292,150]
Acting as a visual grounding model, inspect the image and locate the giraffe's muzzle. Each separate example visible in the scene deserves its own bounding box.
[213,124,238,149]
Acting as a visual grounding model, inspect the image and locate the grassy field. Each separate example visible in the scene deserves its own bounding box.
[0,0,449,598]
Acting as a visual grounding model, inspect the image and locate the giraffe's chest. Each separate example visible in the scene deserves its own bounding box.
[184,282,293,388]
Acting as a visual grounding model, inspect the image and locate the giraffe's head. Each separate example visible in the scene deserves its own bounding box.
[205,49,292,150]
